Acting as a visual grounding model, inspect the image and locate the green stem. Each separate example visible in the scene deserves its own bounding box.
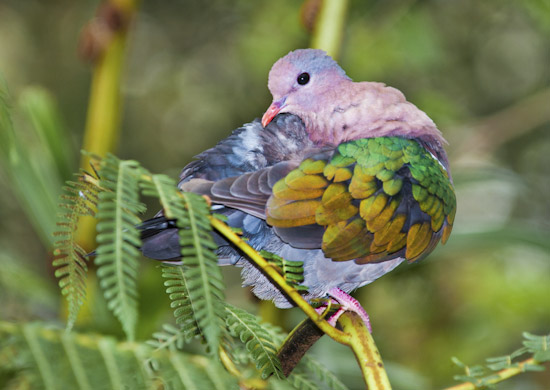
[310,0,349,60]
[80,0,138,168]
[77,0,139,250]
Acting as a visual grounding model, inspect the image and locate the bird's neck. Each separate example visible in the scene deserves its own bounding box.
[301,81,448,151]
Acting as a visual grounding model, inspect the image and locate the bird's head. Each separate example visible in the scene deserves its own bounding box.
[261,49,351,128]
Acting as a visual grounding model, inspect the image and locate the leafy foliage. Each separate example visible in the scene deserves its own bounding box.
[259,250,308,292]
[94,154,145,341]
[224,303,283,379]
[53,153,356,387]
[159,265,201,342]
[52,169,99,330]
[0,321,238,390]
[523,332,550,364]
[141,170,226,353]
[52,156,232,372]
[0,84,74,246]
[148,323,188,352]
[171,191,225,354]
[452,332,550,388]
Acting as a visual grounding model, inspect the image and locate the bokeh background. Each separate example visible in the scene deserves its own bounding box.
[1,0,549,389]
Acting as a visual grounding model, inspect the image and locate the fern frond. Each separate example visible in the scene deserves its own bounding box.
[177,192,225,354]
[224,304,283,379]
[141,172,225,354]
[300,355,350,390]
[95,154,145,341]
[287,373,319,390]
[148,323,187,351]
[523,332,550,363]
[139,173,183,220]
[160,264,200,341]
[52,171,100,331]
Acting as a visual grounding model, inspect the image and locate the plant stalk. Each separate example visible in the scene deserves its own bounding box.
[310,0,349,60]
[338,312,392,390]
[77,0,139,250]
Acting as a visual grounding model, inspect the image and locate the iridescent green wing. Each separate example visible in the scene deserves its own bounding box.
[266,137,456,263]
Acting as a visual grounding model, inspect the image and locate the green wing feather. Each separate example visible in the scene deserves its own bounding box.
[266,137,456,264]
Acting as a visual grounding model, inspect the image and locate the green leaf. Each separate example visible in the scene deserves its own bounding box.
[95,154,145,341]
[300,356,350,390]
[224,304,283,379]
[523,332,550,363]
[52,172,99,330]
[259,250,307,292]
[485,355,516,371]
[140,173,226,354]
[175,192,225,354]
[160,265,201,342]
[0,83,71,246]
[148,323,188,352]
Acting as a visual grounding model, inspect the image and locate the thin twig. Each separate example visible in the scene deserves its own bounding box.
[443,357,545,390]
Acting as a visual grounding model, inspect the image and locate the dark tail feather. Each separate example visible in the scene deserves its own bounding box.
[138,216,178,239]
[138,216,182,260]
[86,216,182,261]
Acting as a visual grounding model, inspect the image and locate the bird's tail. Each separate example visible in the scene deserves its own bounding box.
[137,216,183,261]
[86,216,183,261]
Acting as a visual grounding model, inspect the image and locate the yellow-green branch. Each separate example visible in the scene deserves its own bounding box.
[339,313,392,390]
[210,216,392,389]
[210,216,348,341]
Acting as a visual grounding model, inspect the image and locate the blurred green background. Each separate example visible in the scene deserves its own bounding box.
[0,0,549,389]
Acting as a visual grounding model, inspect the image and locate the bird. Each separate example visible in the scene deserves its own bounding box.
[140,49,456,328]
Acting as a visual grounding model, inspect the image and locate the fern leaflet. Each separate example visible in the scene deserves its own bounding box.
[160,265,201,341]
[300,355,350,390]
[259,250,307,292]
[95,154,145,341]
[52,170,99,331]
[224,303,283,379]
[173,192,225,354]
[140,172,225,354]
[148,323,187,352]
[523,332,550,363]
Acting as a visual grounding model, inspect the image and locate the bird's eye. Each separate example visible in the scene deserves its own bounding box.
[297,72,310,85]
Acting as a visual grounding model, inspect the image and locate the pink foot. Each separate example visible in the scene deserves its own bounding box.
[320,288,371,332]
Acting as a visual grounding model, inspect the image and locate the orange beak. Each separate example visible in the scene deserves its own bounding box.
[261,98,286,127]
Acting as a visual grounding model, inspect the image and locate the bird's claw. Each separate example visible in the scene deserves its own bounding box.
[315,288,372,332]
